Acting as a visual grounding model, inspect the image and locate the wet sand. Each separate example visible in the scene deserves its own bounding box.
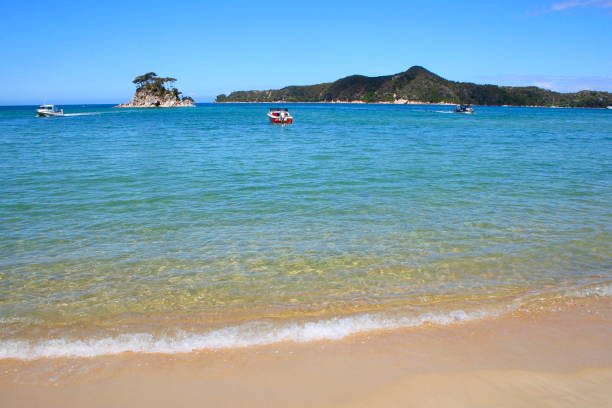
[1,296,610,407]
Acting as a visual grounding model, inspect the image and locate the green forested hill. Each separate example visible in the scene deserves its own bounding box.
[216,66,612,107]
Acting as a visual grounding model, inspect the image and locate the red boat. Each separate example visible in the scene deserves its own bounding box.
[267,108,293,124]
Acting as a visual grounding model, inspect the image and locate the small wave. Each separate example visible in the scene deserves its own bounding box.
[568,283,612,298]
[0,317,28,324]
[0,308,498,360]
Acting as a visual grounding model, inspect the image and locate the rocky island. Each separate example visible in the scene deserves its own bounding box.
[216,66,612,108]
[116,72,195,108]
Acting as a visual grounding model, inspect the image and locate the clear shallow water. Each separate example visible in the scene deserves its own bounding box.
[1,104,611,358]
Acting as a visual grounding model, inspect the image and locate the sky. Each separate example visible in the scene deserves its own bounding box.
[1,0,611,104]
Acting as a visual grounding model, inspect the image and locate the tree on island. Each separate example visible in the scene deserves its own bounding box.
[131,72,193,102]
[132,72,158,87]
[132,73,178,93]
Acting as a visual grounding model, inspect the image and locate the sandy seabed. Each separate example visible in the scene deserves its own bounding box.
[0,296,610,408]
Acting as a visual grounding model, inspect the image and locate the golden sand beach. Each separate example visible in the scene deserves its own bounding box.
[1,295,610,407]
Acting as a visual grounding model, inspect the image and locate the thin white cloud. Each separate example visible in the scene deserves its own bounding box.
[475,74,612,93]
[533,81,554,89]
[550,0,612,11]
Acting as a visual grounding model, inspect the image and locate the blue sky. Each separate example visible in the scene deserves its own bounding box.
[1,0,611,104]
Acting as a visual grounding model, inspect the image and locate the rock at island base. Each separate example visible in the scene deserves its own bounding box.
[115,90,195,108]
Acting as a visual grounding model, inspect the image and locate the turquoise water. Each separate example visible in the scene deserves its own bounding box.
[1,104,611,358]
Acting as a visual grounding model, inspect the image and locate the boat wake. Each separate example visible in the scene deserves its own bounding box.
[63,112,103,117]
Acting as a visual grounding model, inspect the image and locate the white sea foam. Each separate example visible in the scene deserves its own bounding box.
[0,308,497,360]
[568,283,612,298]
[0,317,25,324]
[3,283,609,361]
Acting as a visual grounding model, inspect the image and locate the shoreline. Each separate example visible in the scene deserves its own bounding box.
[1,281,609,360]
[1,296,610,407]
[216,100,455,105]
[0,102,606,109]
[214,100,610,108]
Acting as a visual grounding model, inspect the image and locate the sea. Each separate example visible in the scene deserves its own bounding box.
[0,103,611,360]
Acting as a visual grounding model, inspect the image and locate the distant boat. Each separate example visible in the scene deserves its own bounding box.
[36,105,64,117]
[607,106,612,109]
[267,108,293,124]
[454,104,474,114]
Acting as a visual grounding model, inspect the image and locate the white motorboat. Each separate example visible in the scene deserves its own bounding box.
[36,105,64,117]
[454,104,474,114]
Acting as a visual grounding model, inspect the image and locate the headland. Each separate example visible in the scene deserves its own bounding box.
[215,66,612,108]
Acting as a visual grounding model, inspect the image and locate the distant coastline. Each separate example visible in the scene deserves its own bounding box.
[215,100,608,108]
[216,66,612,108]
[216,99,455,105]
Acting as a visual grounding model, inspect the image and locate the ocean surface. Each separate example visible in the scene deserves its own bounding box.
[1,103,611,359]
